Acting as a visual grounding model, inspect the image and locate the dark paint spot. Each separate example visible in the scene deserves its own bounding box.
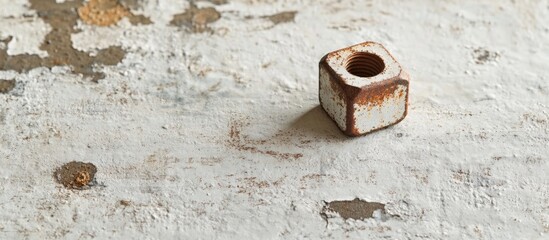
[473,48,500,64]
[321,198,386,221]
[54,161,97,189]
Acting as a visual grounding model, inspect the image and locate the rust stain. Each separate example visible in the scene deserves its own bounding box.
[0,0,128,82]
[170,2,221,33]
[54,161,97,189]
[78,0,152,26]
[321,198,386,221]
[0,79,16,93]
[355,81,399,108]
[227,118,304,160]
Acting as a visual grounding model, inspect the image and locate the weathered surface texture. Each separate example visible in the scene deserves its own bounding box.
[0,0,548,239]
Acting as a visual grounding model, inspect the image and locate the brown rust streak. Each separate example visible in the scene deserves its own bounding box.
[227,118,303,160]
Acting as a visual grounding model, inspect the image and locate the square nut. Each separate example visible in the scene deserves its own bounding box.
[319,42,410,136]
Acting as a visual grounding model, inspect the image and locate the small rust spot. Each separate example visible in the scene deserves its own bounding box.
[54,161,97,189]
[321,198,386,221]
[0,79,16,94]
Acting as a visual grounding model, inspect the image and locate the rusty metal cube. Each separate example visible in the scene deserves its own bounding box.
[319,42,410,136]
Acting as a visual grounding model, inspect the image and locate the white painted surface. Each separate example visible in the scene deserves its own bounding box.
[0,0,548,239]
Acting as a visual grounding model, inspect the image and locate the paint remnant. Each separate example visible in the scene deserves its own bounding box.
[473,48,500,64]
[321,198,386,221]
[265,11,297,25]
[0,0,128,81]
[170,2,221,33]
[54,161,97,189]
[0,79,16,93]
[78,0,152,26]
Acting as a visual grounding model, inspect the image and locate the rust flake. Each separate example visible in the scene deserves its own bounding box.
[78,0,152,26]
[54,161,97,189]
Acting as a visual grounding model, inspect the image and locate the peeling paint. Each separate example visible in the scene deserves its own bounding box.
[0,0,128,81]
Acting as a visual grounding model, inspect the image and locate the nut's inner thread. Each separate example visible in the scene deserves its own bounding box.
[345,52,385,78]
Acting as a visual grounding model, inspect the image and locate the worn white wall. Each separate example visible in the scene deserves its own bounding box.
[0,0,548,239]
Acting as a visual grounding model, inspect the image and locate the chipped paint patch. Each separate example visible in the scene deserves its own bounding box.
[170,2,221,33]
[321,198,386,221]
[265,11,297,25]
[54,161,97,189]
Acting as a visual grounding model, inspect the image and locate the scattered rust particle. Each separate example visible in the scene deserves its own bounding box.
[321,198,386,221]
[473,48,500,64]
[237,176,285,195]
[227,118,303,160]
[119,200,131,206]
[170,2,221,33]
[0,79,16,94]
[265,11,297,25]
[0,0,128,82]
[54,161,97,189]
[78,0,151,26]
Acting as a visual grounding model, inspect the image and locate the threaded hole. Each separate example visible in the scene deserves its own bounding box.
[345,52,385,78]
